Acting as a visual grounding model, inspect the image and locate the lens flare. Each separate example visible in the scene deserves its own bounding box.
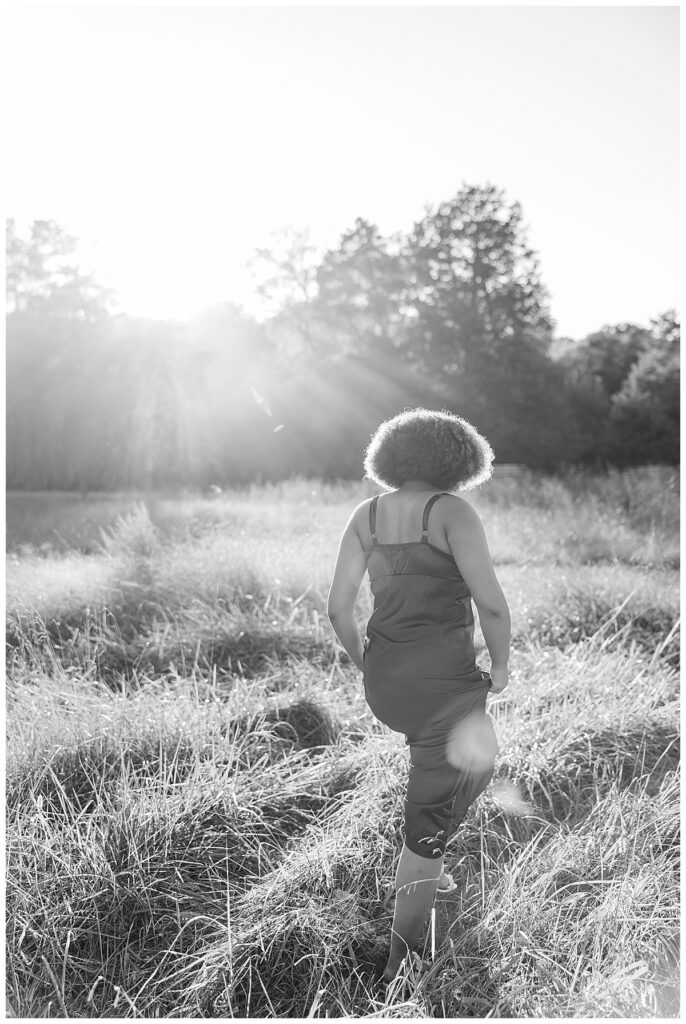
[445,711,498,772]
[490,779,534,816]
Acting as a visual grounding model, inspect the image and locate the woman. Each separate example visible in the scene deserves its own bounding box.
[327,408,511,983]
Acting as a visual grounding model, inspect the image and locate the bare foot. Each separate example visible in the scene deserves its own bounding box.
[382,955,405,983]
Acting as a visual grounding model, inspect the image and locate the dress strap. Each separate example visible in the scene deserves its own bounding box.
[369,495,380,545]
[421,492,448,543]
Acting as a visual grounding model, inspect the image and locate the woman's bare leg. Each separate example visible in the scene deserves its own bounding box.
[383,843,443,982]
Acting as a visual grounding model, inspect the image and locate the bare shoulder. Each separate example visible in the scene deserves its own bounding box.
[348,497,376,536]
[439,493,483,524]
[437,494,486,543]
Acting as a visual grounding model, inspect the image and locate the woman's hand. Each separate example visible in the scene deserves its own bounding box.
[488,664,509,693]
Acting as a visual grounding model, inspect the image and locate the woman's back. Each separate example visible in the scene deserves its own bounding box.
[364,492,478,696]
[365,489,453,555]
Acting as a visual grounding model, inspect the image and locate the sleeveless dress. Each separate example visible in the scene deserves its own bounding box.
[363,492,499,859]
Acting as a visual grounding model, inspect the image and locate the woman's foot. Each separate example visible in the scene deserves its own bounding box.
[382,954,405,984]
[382,950,426,984]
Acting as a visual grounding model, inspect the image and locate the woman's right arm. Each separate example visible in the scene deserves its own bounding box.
[444,497,511,693]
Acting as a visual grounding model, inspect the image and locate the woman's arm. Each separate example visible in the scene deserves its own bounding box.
[444,497,511,692]
[326,503,369,671]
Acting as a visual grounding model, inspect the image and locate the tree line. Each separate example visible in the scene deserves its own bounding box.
[6,184,679,490]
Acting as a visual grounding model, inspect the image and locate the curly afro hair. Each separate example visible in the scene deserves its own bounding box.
[363,408,494,492]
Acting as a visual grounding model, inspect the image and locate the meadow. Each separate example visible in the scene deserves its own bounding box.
[5,466,680,1018]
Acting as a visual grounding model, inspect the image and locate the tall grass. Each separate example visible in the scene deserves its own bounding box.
[5,469,680,1017]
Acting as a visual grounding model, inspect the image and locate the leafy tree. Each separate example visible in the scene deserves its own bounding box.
[556,322,652,399]
[6,218,114,320]
[247,226,323,363]
[609,310,679,465]
[248,226,320,311]
[395,184,568,466]
[311,218,411,358]
[649,308,680,352]
[404,183,556,377]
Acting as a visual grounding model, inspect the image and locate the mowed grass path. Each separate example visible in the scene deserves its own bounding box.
[5,469,680,1017]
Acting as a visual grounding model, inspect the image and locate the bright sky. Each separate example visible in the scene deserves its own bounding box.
[6,5,680,339]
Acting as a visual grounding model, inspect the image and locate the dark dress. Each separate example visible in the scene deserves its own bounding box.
[363,492,499,859]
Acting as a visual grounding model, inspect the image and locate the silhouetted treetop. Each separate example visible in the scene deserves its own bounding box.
[6,219,114,320]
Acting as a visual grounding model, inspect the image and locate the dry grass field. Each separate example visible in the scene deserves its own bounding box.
[5,467,680,1017]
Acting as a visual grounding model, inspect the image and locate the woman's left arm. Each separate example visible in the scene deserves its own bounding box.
[327,504,369,671]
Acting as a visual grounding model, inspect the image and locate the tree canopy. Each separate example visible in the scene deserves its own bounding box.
[5,190,679,490]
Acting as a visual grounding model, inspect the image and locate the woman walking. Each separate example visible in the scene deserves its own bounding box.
[327,408,511,983]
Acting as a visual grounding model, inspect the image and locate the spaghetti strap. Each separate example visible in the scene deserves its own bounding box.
[421,492,448,543]
[369,495,380,544]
